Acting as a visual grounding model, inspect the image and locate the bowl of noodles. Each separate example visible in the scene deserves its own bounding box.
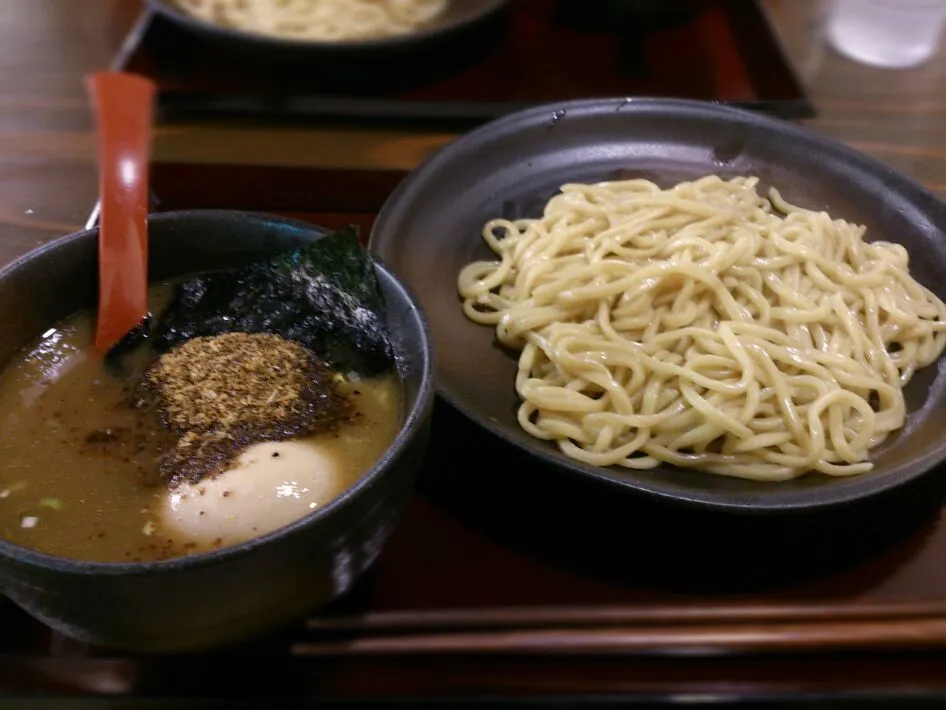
[149,0,510,52]
[370,98,946,513]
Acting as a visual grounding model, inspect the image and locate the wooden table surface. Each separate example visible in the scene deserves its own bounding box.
[2,0,946,702]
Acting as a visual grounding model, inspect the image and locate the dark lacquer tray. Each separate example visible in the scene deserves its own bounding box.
[116,0,814,126]
[6,162,946,706]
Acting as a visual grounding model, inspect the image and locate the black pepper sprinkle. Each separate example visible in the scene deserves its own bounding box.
[272,451,280,458]
[222,490,231,498]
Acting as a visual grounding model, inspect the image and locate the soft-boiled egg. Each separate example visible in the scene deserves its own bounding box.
[160,438,346,547]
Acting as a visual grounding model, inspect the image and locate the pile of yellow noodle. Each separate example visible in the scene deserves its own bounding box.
[173,0,448,41]
[457,175,946,481]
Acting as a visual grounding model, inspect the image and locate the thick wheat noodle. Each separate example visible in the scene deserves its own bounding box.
[172,0,447,41]
[457,175,946,481]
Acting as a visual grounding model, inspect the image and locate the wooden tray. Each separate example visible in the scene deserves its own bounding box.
[6,163,946,705]
[120,0,815,126]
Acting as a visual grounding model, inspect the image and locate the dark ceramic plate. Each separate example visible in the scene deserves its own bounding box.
[148,0,510,54]
[370,98,946,514]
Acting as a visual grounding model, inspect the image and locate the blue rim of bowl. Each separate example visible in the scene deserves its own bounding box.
[0,210,436,575]
[368,96,946,515]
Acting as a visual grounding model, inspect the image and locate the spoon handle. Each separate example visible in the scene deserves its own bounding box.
[85,71,156,355]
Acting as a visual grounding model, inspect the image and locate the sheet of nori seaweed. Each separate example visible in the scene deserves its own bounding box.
[150,227,394,376]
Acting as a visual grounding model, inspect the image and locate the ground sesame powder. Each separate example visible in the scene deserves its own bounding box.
[144,332,350,486]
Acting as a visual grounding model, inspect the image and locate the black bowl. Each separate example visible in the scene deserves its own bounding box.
[369,97,946,514]
[0,210,435,652]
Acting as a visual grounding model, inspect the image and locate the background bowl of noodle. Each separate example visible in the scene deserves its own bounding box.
[370,98,946,514]
[148,0,510,54]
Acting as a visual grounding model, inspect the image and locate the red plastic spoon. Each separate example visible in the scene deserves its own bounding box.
[85,71,156,356]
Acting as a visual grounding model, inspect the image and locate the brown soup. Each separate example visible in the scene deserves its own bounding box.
[0,293,403,563]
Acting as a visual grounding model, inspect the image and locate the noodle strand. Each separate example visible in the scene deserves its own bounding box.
[458,176,946,481]
[173,0,447,41]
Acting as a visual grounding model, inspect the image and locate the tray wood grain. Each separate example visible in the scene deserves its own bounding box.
[122,0,815,126]
[4,160,946,702]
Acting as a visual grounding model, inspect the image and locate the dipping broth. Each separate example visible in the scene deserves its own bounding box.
[0,289,403,563]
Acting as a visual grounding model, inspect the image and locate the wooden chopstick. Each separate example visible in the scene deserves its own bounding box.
[293,616,946,657]
[306,600,946,634]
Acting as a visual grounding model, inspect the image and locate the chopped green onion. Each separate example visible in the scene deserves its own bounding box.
[39,498,62,510]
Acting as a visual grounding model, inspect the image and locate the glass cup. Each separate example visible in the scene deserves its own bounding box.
[826,0,946,69]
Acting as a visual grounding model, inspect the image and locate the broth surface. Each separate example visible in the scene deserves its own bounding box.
[0,302,402,562]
